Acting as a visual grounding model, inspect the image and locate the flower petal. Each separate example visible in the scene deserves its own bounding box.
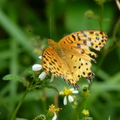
[72,90,78,94]
[70,88,78,94]
[52,112,57,120]
[70,88,74,91]
[68,95,74,103]
[63,96,67,105]
[32,64,42,71]
[38,71,47,80]
[38,56,42,59]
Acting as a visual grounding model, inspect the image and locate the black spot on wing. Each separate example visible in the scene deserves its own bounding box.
[83,72,85,75]
[101,40,104,42]
[82,31,87,37]
[89,31,94,34]
[100,31,103,34]
[71,55,74,59]
[95,45,98,48]
[71,35,76,41]
[54,59,57,62]
[95,32,99,36]
[73,66,77,68]
[88,37,91,41]
[81,49,85,54]
[78,75,80,77]
[76,33,81,40]
[78,66,81,69]
[77,43,81,48]
[96,37,99,40]
[83,40,87,45]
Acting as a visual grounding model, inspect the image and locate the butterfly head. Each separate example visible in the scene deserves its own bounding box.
[48,39,56,46]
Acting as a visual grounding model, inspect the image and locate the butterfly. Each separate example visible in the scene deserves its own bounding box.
[42,30,108,88]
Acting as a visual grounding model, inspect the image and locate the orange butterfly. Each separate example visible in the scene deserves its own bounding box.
[42,30,108,88]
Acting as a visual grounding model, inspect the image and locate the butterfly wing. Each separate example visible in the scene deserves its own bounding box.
[57,30,108,86]
[59,30,108,51]
[42,46,79,88]
[42,30,108,88]
[42,46,62,76]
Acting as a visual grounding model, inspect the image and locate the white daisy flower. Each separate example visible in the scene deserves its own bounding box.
[60,87,78,105]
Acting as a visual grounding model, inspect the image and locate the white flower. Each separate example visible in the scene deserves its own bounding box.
[32,56,48,81]
[52,112,57,120]
[60,87,78,105]
[38,56,42,59]
[38,71,47,80]
[32,64,42,71]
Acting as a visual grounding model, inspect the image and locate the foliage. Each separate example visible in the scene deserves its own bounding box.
[0,0,120,120]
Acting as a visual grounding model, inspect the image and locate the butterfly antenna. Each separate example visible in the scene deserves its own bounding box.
[49,17,52,39]
[28,29,36,36]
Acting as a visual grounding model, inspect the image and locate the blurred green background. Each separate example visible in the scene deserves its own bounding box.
[0,0,120,120]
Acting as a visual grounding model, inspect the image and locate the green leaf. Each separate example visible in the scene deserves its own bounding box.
[2,74,28,85]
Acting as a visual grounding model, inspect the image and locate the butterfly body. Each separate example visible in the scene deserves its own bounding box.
[48,39,63,57]
[42,30,108,88]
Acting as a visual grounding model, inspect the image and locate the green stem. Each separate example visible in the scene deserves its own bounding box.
[42,88,47,114]
[10,88,29,120]
[98,2,104,30]
[10,77,36,120]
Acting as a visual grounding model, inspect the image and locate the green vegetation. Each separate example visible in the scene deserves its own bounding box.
[0,0,120,120]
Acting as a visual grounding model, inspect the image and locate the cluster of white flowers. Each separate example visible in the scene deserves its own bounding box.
[32,56,47,80]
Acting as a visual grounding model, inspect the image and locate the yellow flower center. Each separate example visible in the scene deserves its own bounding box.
[60,87,73,96]
[49,104,62,113]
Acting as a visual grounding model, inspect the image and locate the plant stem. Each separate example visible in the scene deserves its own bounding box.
[98,2,104,30]
[10,88,29,120]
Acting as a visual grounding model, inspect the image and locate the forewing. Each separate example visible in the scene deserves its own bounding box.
[57,30,108,85]
[59,30,108,51]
